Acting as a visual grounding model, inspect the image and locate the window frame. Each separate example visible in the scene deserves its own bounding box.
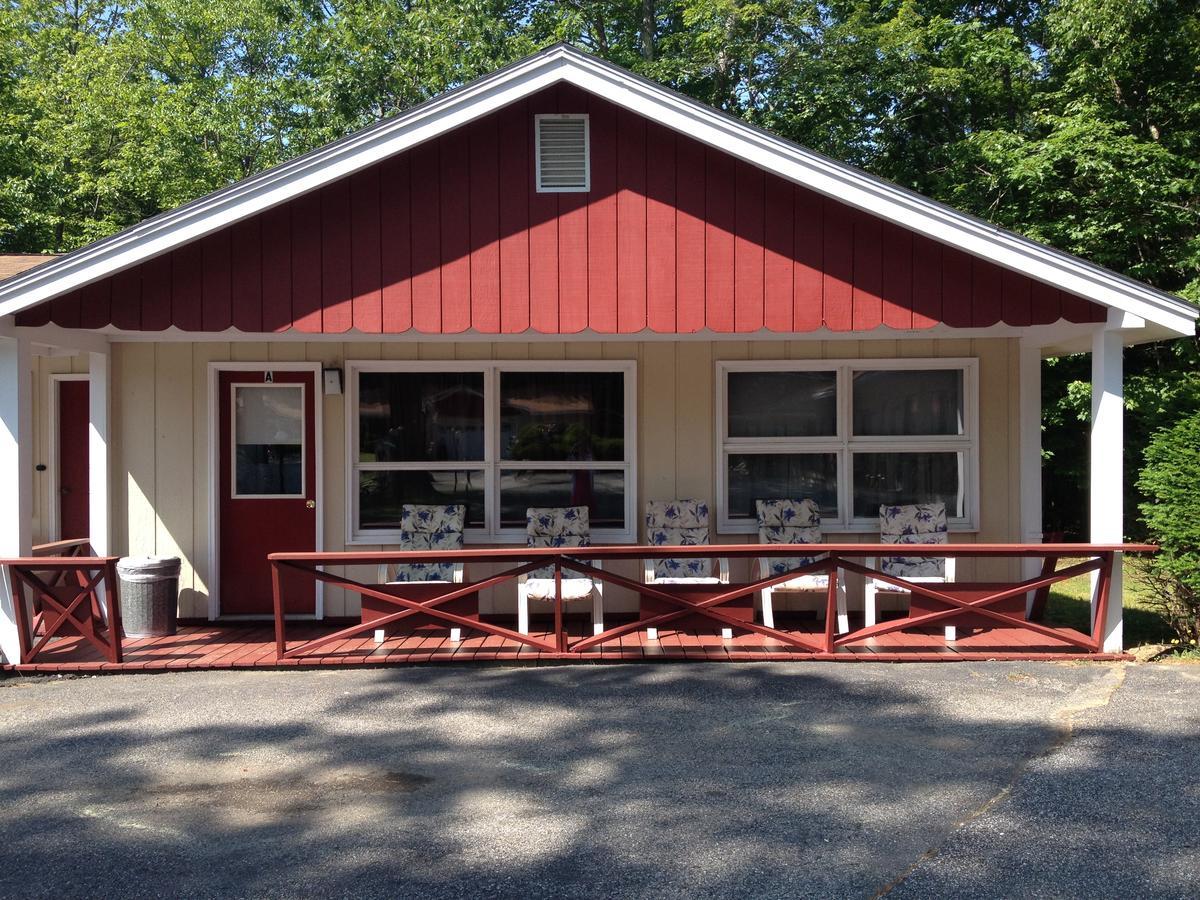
[715,358,979,534]
[346,359,637,545]
[534,113,591,193]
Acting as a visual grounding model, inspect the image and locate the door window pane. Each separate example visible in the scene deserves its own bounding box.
[727,371,837,438]
[500,371,624,462]
[358,470,485,530]
[499,469,625,529]
[726,453,838,520]
[852,452,963,518]
[235,386,303,496]
[853,370,964,436]
[359,372,485,462]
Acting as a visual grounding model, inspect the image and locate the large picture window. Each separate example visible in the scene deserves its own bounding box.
[717,359,977,532]
[348,361,636,543]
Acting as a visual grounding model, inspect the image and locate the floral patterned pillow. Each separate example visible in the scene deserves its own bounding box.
[756,499,822,576]
[388,505,466,582]
[646,500,714,580]
[527,507,591,578]
[879,503,949,578]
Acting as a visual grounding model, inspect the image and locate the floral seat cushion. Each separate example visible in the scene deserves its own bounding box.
[386,504,466,583]
[879,503,949,579]
[526,506,592,582]
[756,498,823,577]
[645,500,714,581]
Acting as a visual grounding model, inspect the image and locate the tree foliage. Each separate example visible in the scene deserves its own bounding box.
[0,1,1197,538]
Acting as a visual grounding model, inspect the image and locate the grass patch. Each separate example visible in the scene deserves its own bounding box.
[1043,560,1200,657]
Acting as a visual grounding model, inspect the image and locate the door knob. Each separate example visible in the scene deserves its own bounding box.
[306,500,316,509]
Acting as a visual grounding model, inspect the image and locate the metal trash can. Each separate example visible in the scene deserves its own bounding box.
[117,556,181,637]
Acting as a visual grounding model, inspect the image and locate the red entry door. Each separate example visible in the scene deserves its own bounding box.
[57,379,90,540]
[218,370,317,615]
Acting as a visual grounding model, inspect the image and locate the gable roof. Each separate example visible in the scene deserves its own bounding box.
[0,43,1194,338]
[0,254,57,282]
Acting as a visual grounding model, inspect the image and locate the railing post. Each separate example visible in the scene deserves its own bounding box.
[271,560,287,659]
[1091,552,1114,652]
[104,558,123,664]
[554,556,565,653]
[824,556,839,654]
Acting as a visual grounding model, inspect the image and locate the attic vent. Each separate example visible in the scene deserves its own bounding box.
[536,114,590,192]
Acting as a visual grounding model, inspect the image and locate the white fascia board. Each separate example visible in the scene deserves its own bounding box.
[1,44,1195,338]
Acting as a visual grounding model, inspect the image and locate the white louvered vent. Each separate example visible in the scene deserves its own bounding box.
[536,114,590,192]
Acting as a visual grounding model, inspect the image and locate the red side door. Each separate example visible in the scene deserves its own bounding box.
[57,379,90,540]
[218,370,317,615]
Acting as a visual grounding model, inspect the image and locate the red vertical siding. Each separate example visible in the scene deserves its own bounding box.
[497,102,530,333]
[110,266,142,331]
[763,176,793,332]
[822,198,854,331]
[320,181,354,334]
[409,142,442,333]
[439,134,472,333]
[230,217,262,333]
[645,122,677,333]
[468,118,501,334]
[19,86,1110,334]
[851,211,883,331]
[616,108,647,333]
[880,222,913,330]
[78,279,111,330]
[793,187,823,332]
[379,155,412,333]
[528,91,560,332]
[201,230,232,332]
[350,167,383,333]
[704,150,735,331]
[141,253,172,331]
[674,135,706,332]
[290,191,323,333]
[260,204,293,332]
[734,161,764,333]
[172,243,203,331]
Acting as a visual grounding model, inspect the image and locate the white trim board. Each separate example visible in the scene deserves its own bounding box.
[0,44,1193,337]
[206,362,324,620]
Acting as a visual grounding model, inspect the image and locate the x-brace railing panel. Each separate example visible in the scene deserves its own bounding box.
[268,543,1149,660]
[2,555,122,664]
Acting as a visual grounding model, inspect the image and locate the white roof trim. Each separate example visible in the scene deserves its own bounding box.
[1,44,1195,336]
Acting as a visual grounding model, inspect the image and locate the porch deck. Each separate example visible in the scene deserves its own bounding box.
[2,615,1127,674]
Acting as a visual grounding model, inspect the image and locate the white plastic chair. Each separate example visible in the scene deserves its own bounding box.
[375,504,466,643]
[865,502,958,641]
[517,506,603,636]
[642,499,730,639]
[754,498,848,633]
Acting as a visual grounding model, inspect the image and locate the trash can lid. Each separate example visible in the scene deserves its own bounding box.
[117,555,182,579]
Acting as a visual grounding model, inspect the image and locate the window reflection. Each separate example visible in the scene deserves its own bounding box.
[727,453,838,520]
[500,371,624,462]
[359,372,485,463]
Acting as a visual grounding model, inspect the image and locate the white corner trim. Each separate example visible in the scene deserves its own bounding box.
[0,45,1194,337]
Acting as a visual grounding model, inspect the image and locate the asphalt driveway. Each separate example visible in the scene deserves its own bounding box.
[1,662,1197,898]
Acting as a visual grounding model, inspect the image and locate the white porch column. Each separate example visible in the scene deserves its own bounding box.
[1019,342,1043,604]
[0,334,33,664]
[88,350,111,557]
[1090,328,1124,652]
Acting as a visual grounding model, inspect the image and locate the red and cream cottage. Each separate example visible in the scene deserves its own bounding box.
[0,45,1193,668]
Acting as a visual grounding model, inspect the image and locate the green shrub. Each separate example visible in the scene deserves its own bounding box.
[1138,410,1200,643]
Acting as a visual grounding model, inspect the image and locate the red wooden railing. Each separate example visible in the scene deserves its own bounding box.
[269,543,1154,660]
[2,541,123,665]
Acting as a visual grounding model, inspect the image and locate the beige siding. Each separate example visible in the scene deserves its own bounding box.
[86,337,1027,619]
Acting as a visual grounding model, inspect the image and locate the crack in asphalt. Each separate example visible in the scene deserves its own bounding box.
[871,663,1130,898]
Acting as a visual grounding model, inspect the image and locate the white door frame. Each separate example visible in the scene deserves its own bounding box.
[47,373,91,543]
[207,361,324,620]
